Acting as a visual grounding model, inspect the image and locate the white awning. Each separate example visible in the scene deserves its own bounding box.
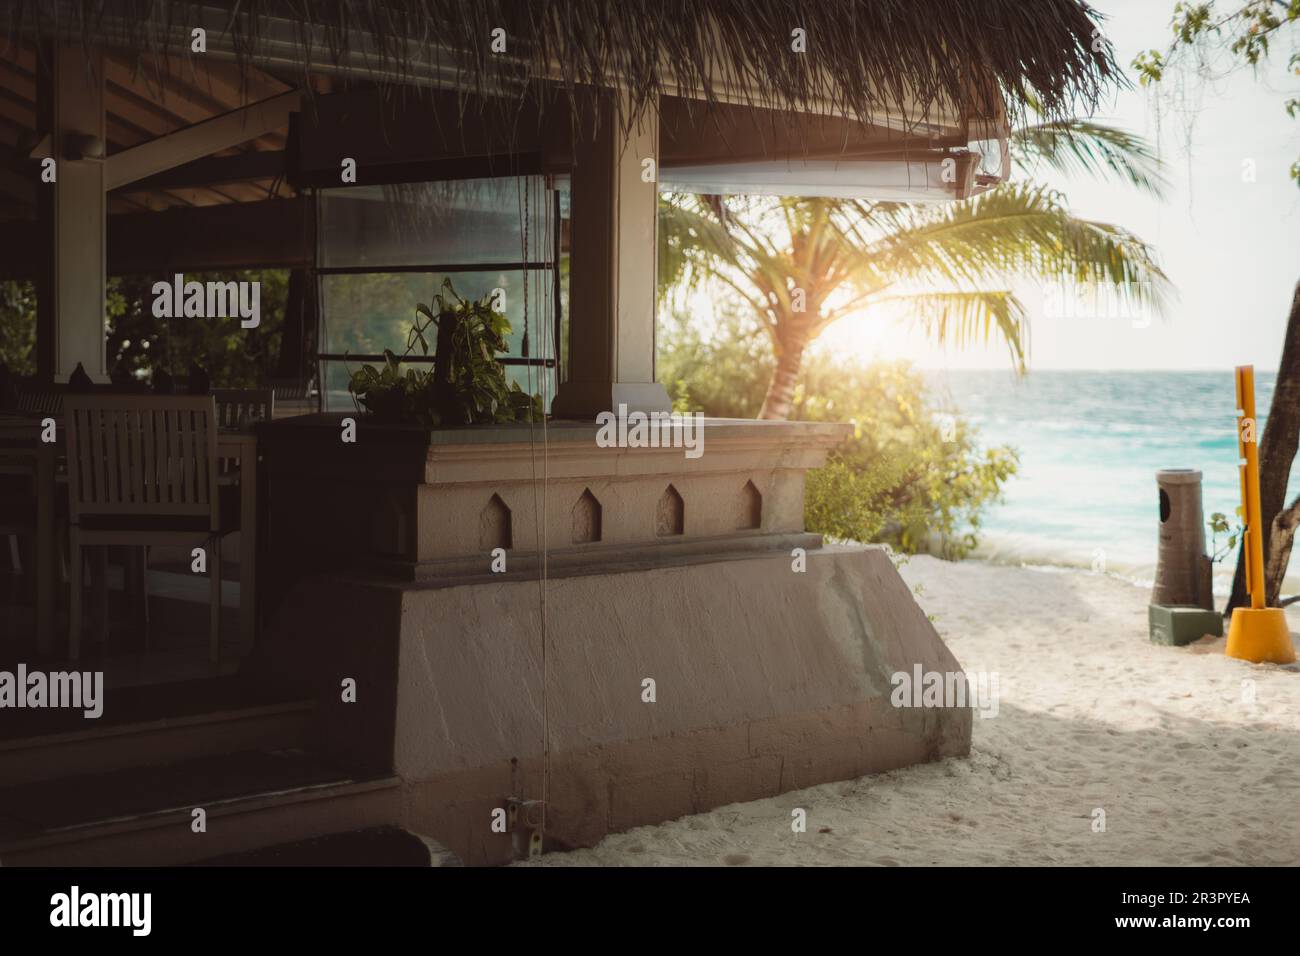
[661,136,1008,202]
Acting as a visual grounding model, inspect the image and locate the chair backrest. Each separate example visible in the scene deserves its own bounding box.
[212,388,274,430]
[267,378,319,419]
[15,388,63,415]
[64,395,219,526]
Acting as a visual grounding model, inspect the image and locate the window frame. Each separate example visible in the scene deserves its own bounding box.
[313,179,566,407]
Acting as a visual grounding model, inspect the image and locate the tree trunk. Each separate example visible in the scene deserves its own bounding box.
[1228,280,1300,612]
[272,269,317,384]
[1264,494,1300,603]
[758,334,807,421]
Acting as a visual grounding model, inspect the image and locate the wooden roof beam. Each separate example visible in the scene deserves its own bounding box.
[104,90,299,191]
[0,59,187,161]
[102,52,286,152]
[110,149,285,193]
[0,162,35,206]
[0,197,313,279]
[103,47,291,112]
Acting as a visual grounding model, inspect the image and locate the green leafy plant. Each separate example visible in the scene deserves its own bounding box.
[1208,510,1244,563]
[348,279,541,427]
[659,307,1017,559]
[1134,0,1300,187]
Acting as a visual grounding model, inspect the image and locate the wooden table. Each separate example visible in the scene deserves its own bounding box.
[0,412,259,656]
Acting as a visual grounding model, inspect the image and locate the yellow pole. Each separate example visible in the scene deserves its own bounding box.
[1235,366,1266,609]
[1225,365,1296,663]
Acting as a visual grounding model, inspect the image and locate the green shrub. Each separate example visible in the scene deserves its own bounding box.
[0,281,36,376]
[659,309,1017,558]
[106,271,287,387]
[0,273,285,386]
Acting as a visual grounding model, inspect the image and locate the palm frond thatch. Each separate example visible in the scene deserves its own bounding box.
[2,0,1121,135]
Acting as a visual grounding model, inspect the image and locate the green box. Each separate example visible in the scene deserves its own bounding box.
[1148,604,1224,646]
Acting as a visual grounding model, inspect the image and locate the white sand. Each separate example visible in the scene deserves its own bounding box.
[525,556,1300,866]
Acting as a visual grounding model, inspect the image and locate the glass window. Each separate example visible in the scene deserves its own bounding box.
[318,180,552,269]
[315,177,566,413]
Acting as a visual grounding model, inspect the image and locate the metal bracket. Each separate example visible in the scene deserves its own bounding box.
[504,797,546,860]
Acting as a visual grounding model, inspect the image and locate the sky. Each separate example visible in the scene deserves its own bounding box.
[817,0,1300,372]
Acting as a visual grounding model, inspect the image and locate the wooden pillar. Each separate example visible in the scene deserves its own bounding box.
[551,92,671,419]
[37,45,108,383]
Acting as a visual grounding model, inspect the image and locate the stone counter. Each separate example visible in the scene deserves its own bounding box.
[256,415,850,612]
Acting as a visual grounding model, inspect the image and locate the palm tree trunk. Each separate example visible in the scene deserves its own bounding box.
[1264,494,1300,606]
[758,335,807,421]
[1228,280,1300,612]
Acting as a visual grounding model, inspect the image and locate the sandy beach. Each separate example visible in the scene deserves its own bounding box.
[524,556,1300,866]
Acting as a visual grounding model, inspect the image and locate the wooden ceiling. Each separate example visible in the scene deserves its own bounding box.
[0,42,302,220]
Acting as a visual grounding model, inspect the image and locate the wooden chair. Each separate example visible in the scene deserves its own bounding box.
[15,387,64,416]
[0,449,37,607]
[213,388,274,430]
[64,395,227,664]
[213,389,273,486]
[267,378,319,419]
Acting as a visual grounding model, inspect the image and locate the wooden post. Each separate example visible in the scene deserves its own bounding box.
[551,91,671,419]
[37,44,108,383]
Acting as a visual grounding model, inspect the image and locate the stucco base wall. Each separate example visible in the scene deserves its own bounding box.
[395,543,969,863]
[255,544,971,865]
[400,693,964,865]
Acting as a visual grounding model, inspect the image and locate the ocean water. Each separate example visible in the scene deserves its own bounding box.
[927,370,1299,594]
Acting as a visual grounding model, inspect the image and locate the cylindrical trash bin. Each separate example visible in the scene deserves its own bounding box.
[1151,468,1214,610]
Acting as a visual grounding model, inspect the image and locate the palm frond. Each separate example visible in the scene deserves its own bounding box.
[854,183,1170,318]
[874,290,1029,373]
[1012,119,1169,197]
[659,194,800,324]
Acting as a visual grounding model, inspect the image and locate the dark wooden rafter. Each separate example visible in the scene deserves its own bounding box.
[102,51,288,153]
[0,197,313,279]
[0,57,146,158]
[113,150,286,192]
[104,90,299,190]
[0,109,33,146]
[1,39,292,214]
[0,161,35,207]
[0,42,294,212]
[108,44,291,114]
[7,44,287,152]
[0,70,37,132]
[658,95,973,168]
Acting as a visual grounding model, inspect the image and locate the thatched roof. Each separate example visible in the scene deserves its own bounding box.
[4,0,1118,134]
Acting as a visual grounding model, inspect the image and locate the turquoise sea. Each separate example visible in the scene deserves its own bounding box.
[928,370,1300,594]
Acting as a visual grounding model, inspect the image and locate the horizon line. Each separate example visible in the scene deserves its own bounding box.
[915,366,1273,374]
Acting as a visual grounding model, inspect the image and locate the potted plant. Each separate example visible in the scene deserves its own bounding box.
[348,279,542,427]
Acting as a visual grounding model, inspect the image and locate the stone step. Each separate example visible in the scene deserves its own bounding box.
[0,677,315,786]
[0,749,401,866]
[196,825,460,866]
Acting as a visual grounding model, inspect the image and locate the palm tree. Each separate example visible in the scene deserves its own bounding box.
[659,116,1171,420]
